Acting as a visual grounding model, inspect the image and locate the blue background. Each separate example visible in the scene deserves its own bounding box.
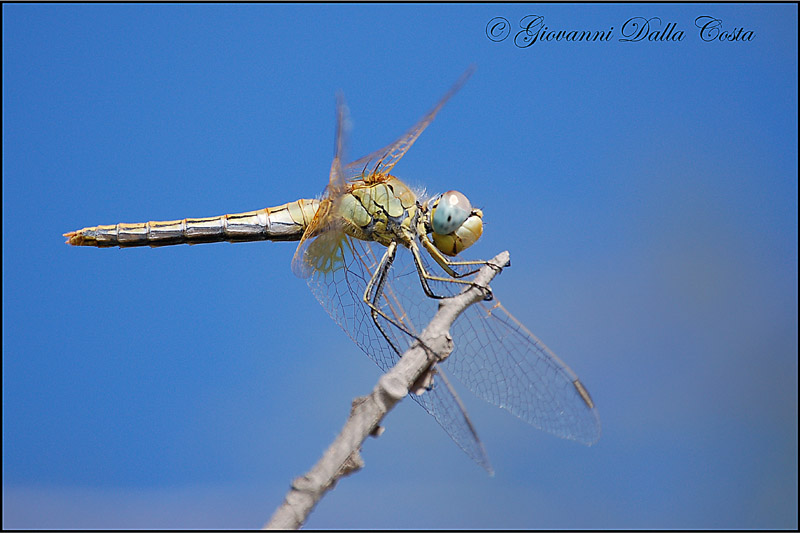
[3,3,797,529]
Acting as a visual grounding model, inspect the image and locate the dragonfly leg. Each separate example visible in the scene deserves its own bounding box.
[362,241,424,358]
[409,238,496,302]
[362,240,455,367]
[417,230,491,276]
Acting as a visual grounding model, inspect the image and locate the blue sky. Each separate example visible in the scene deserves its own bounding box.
[3,3,797,529]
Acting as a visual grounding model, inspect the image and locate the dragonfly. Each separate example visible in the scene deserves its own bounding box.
[64,67,601,473]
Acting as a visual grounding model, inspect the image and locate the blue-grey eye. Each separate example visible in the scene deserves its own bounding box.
[432,190,472,235]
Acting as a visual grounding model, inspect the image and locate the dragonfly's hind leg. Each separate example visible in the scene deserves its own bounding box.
[362,241,452,369]
[362,241,420,357]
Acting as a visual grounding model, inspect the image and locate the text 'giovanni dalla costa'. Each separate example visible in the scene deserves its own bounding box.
[486,16,755,47]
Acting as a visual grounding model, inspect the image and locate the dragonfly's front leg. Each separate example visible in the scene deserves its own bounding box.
[409,238,497,302]
[418,231,490,279]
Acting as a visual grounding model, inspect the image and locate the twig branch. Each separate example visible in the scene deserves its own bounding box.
[263,251,510,530]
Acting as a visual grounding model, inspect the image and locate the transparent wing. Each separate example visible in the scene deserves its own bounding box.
[445,300,602,445]
[304,234,493,471]
[292,93,350,278]
[408,366,492,473]
[343,66,475,183]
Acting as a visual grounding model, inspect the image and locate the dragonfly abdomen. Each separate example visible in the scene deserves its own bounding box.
[64,199,320,248]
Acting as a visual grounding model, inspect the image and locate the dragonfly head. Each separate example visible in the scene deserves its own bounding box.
[428,190,483,257]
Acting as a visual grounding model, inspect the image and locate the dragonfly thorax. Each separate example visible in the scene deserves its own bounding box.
[338,176,421,248]
[427,190,484,257]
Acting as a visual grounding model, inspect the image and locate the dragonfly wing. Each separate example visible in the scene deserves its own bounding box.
[305,237,409,371]
[304,236,492,471]
[328,91,350,193]
[410,369,493,474]
[444,300,602,445]
[343,66,475,182]
[292,94,352,278]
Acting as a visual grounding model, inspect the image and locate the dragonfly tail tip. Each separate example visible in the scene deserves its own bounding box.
[63,230,87,246]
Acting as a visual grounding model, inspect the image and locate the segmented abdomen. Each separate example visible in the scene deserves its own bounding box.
[64,199,319,247]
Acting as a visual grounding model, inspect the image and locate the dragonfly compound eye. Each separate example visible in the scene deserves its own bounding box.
[431,190,483,256]
[432,190,472,235]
